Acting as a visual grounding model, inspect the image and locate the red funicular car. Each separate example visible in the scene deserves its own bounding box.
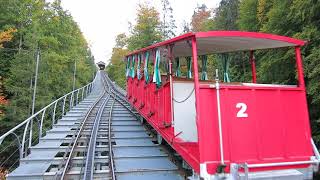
[125,31,320,179]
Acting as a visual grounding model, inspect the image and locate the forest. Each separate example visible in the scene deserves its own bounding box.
[0,0,96,173]
[106,0,320,144]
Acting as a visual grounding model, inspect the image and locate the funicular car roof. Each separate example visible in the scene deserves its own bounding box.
[126,31,306,57]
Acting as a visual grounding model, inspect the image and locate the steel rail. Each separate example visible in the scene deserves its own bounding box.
[101,71,117,179]
[59,74,108,180]
[83,95,110,180]
[103,73,138,120]
[108,96,116,180]
[58,93,105,180]
[103,72,126,97]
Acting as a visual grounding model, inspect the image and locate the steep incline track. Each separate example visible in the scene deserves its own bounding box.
[6,71,183,180]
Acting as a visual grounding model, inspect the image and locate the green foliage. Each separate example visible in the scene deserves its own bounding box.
[257,0,273,28]
[127,3,163,51]
[161,0,177,39]
[214,0,240,30]
[106,47,129,89]
[0,0,96,135]
[108,3,165,88]
[115,33,127,49]
[237,0,259,31]
[191,5,214,32]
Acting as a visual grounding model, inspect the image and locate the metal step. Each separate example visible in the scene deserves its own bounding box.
[6,72,184,180]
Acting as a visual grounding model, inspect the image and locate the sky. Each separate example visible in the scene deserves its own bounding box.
[60,0,221,64]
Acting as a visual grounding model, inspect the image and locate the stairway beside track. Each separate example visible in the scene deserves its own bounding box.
[6,71,183,180]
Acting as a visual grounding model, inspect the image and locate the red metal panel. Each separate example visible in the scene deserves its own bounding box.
[139,77,147,115]
[154,88,160,124]
[198,88,220,174]
[199,85,313,173]
[158,87,164,126]
[126,78,133,103]
[149,84,157,121]
[164,83,171,125]
[136,78,143,110]
[156,82,172,127]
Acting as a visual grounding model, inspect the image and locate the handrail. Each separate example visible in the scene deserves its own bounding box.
[0,80,94,162]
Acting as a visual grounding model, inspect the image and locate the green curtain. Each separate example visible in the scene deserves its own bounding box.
[201,55,208,80]
[137,54,141,80]
[221,54,230,82]
[175,57,181,77]
[130,55,135,78]
[186,56,192,78]
[144,52,150,84]
[126,56,131,78]
[153,49,161,87]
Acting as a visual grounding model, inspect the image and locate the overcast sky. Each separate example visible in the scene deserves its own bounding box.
[61,0,221,64]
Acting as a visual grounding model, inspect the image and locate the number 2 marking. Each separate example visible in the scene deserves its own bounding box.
[236,103,248,118]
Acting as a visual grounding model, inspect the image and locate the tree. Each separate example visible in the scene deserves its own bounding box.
[237,0,259,31]
[106,47,129,88]
[214,0,240,30]
[0,28,17,48]
[191,4,214,32]
[115,33,127,48]
[0,0,96,133]
[260,0,292,34]
[0,0,96,170]
[106,33,130,88]
[257,0,273,28]
[161,0,177,39]
[181,20,191,34]
[127,3,162,50]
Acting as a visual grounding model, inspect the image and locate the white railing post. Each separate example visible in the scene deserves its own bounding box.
[69,92,73,110]
[81,87,85,100]
[86,85,89,97]
[62,96,67,115]
[52,101,58,126]
[76,89,79,105]
[39,109,46,140]
[22,120,31,157]
[28,118,33,148]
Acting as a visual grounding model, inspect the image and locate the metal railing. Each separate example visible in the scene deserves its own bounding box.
[0,81,94,167]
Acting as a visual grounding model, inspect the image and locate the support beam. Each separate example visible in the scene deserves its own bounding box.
[249,51,257,83]
[295,47,305,88]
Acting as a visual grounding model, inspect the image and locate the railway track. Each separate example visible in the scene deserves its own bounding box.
[56,71,183,180]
